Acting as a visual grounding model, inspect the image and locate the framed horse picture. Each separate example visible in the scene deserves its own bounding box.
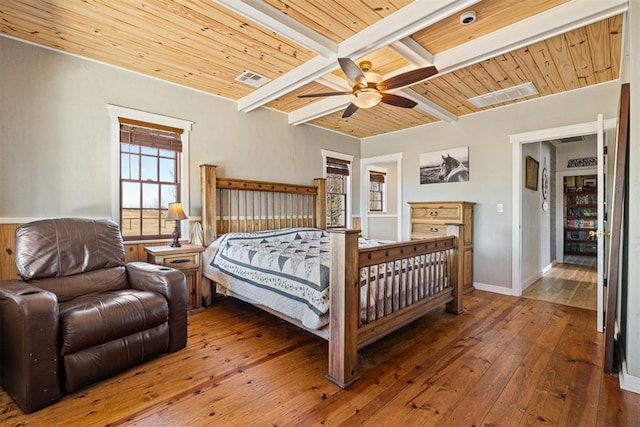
[525,155,539,190]
[419,146,469,184]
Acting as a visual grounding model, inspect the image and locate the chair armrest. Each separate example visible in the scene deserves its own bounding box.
[125,262,187,352]
[0,280,62,413]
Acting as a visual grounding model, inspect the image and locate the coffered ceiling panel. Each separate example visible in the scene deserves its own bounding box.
[261,0,412,43]
[412,15,623,117]
[0,0,627,138]
[412,0,571,54]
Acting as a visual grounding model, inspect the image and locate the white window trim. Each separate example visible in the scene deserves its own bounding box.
[321,149,353,228]
[367,166,388,214]
[107,104,193,241]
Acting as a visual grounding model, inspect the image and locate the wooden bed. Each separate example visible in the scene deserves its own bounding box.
[200,164,463,387]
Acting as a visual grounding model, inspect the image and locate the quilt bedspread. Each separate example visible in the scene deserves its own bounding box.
[208,228,393,324]
[210,228,332,317]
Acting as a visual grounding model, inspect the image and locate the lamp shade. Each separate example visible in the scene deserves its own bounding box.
[351,88,382,108]
[166,202,187,221]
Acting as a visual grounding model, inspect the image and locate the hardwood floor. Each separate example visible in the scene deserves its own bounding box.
[1,291,639,426]
[522,257,598,311]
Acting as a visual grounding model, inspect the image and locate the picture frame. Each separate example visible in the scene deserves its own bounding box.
[419,146,469,184]
[525,155,539,190]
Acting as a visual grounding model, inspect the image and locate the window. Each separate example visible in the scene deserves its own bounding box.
[108,105,192,242]
[369,171,385,212]
[119,119,183,240]
[324,154,352,228]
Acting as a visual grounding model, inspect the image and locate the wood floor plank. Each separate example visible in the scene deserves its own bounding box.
[521,306,593,425]
[1,291,638,426]
[479,304,574,425]
[444,299,560,425]
[523,260,597,311]
[328,294,528,425]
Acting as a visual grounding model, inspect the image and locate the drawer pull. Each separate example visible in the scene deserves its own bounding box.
[430,211,438,216]
[170,259,190,264]
[430,227,439,232]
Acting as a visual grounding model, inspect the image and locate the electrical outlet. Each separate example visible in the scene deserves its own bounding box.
[497,203,504,213]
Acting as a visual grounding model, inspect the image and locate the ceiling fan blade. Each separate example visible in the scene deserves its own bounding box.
[381,93,418,108]
[338,58,367,86]
[298,91,352,98]
[342,103,359,118]
[377,66,438,91]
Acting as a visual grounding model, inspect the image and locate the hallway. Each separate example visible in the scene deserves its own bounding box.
[522,255,597,311]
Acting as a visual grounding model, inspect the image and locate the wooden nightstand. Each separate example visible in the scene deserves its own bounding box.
[145,244,206,313]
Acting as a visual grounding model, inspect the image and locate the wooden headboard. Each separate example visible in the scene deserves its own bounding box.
[200,164,326,246]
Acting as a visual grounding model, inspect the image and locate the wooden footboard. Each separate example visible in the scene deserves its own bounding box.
[327,230,463,388]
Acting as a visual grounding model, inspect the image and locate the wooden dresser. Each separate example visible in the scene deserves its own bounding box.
[408,201,475,292]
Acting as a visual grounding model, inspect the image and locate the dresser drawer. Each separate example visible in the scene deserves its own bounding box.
[411,223,448,238]
[411,205,462,222]
[160,253,199,270]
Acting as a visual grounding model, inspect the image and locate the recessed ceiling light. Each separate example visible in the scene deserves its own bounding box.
[460,11,477,25]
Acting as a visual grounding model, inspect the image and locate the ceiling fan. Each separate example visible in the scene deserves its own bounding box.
[298,57,438,118]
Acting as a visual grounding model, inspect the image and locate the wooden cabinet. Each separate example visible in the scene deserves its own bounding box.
[145,244,205,313]
[408,201,475,293]
[564,175,597,256]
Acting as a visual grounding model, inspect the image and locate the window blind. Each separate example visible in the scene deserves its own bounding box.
[369,171,386,183]
[119,118,183,152]
[326,157,350,176]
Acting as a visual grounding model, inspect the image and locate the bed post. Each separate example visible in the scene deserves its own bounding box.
[200,164,217,246]
[445,225,464,315]
[327,229,360,388]
[313,178,326,230]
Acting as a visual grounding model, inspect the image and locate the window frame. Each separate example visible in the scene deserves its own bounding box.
[368,168,387,213]
[108,105,192,242]
[322,149,353,229]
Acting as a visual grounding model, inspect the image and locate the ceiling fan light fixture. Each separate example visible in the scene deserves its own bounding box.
[351,88,382,108]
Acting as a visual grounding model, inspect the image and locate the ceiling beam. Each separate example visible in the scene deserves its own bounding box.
[214,0,337,57]
[395,89,457,123]
[289,97,350,126]
[235,0,480,113]
[389,37,434,67]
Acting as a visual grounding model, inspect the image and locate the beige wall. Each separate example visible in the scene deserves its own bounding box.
[0,37,359,221]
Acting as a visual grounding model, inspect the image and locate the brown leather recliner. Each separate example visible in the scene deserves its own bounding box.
[0,218,188,413]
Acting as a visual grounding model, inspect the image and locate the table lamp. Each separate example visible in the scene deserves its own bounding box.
[166,202,187,247]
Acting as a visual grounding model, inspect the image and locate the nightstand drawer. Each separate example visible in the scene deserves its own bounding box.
[144,244,206,313]
[160,253,199,270]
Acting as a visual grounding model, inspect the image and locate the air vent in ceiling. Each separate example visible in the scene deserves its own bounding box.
[235,70,270,88]
[468,82,538,108]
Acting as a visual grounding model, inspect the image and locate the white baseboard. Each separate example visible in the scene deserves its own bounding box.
[473,282,515,296]
[620,356,640,395]
[521,271,543,291]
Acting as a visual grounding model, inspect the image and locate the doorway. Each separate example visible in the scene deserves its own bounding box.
[523,169,599,311]
[509,116,617,332]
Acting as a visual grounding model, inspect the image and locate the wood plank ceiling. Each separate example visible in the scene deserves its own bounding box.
[0,0,626,139]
